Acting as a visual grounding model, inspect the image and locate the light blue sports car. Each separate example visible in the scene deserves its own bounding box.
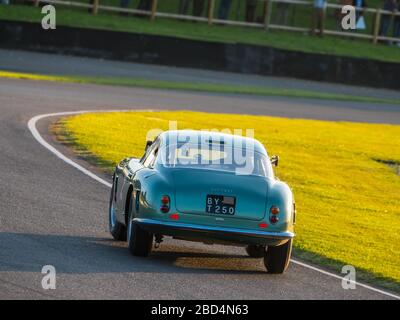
[109,130,295,273]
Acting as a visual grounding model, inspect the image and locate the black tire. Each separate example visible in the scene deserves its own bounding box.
[127,210,153,257]
[263,239,292,274]
[245,245,266,258]
[109,174,127,241]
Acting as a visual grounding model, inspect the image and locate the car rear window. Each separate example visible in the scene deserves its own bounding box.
[158,143,273,177]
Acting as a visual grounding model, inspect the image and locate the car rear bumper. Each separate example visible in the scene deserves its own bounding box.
[134,218,295,246]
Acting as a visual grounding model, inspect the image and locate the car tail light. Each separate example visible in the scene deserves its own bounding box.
[161,195,169,204]
[269,206,280,224]
[270,215,279,224]
[270,206,280,215]
[169,213,179,220]
[160,195,170,213]
[258,222,268,228]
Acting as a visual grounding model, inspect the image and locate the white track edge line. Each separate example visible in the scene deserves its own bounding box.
[28,110,400,300]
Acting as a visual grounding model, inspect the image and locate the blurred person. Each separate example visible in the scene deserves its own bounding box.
[353,0,367,30]
[88,0,96,13]
[379,0,397,40]
[193,0,206,16]
[137,0,152,11]
[353,0,367,20]
[394,2,400,46]
[120,0,129,8]
[276,3,290,25]
[218,0,233,20]
[335,0,352,29]
[311,0,327,36]
[179,0,191,15]
[246,0,258,22]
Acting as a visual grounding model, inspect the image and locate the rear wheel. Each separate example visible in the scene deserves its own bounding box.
[263,239,292,274]
[109,175,126,241]
[245,245,266,258]
[127,208,153,257]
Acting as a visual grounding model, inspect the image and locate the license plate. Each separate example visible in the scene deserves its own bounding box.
[205,195,236,215]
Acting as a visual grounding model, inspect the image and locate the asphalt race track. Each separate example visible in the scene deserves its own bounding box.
[3,48,400,103]
[0,54,400,299]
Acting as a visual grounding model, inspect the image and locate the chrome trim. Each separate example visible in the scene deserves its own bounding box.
[133,218,295,239]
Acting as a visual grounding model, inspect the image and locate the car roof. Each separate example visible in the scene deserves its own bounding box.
[159,130,268,155]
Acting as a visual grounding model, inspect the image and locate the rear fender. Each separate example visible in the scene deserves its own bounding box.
[134,169,175,218]
[266,180,294,232]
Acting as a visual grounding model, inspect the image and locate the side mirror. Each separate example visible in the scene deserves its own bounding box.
[271,155,279,167]
[145,140,152,152]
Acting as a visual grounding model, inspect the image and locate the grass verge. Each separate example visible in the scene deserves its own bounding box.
[53,110,400,293]
[1,70,400,105]
[1,4,400,64]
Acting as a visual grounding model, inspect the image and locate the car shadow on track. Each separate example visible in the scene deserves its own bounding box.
[0,232,269,275]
